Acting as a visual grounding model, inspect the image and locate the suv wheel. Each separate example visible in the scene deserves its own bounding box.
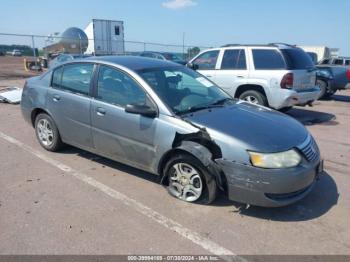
[35,113,64,152]
[239,90,268,106]
[164,153,217,204]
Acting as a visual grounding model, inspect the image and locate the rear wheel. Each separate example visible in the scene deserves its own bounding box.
[317,79,336,99]
[239,90,268,106]
[164,153,217,204]
[35,113,64,152]
[317,79,328,99]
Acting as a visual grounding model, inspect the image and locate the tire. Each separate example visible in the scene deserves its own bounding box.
[35,113,64,152]
[163,153,217,204]
[239,90,268,106]
[325,89,336,98]
[279,106,293,113]
[316,79,328,99]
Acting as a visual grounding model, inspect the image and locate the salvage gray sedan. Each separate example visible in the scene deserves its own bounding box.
[21,56,323,207]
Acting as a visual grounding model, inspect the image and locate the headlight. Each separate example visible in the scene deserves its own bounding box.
[248,149,301,169]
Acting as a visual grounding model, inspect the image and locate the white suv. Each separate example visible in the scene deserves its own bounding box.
[188,44,321,110]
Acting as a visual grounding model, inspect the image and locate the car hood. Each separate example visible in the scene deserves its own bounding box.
[184,102,308,152]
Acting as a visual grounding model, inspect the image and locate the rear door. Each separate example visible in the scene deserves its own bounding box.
[213,48,249,95]
[191,50,220,82]
[280,48,317,90]
[46,63,95,149]
[90,65,158,171]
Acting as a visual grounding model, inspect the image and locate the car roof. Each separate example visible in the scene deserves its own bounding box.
[84,55,180,71]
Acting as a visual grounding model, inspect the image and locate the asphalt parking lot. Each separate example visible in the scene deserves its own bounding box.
[0,78,349,257]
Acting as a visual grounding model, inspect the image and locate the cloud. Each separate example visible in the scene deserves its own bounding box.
[162,0,198,10]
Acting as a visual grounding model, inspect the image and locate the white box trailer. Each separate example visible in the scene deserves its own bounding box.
[298,46,331,63]
[84,19,125,55]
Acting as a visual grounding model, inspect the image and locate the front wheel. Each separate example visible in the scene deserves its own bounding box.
[239,90,268,106]
[164,154,217,204]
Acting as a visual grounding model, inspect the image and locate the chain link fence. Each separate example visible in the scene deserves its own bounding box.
[0,32,211,61]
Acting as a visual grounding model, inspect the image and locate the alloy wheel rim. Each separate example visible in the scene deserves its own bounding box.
[168,163,203,202]
[243,95,259,104]
[37,119,54,147]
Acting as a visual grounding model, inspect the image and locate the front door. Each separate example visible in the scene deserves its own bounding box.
[91,65,158,171]
[192,50,220,82]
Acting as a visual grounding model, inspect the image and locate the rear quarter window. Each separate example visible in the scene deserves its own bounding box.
[52,66,63,88]
[252,49,286,70]
[280,48,315,70]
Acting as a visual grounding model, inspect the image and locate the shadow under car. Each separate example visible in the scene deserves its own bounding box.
[286,107,337,126]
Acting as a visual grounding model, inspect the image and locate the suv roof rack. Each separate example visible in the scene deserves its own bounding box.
[268,43,297,48]
[221,44,275,47]
[221,43,298,48]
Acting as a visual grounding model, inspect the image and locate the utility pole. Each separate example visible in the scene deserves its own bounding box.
[182,32,185,59]
[31,35,38,68]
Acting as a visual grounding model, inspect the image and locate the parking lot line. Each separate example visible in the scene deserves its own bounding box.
[0,130,244,260]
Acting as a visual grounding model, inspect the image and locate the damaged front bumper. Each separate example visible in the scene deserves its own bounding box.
[216,159,322,207]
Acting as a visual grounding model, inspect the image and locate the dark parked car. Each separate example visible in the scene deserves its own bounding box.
[49,53,92,68]
[0,50,5,56]
[139,51,187,65]
[316,65,350,98]
[21,56,323,207]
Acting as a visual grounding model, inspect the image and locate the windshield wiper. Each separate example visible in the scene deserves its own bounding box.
[178,104,223,115]
[176,98,234,115]
[211,97,234,105]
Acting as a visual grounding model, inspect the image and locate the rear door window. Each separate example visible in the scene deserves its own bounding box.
[58,63,94,95]
[333,59,344,65]
[221,49,247,70]
[280,48,315,70]
[192,50,219,70]
[252,49,286,70]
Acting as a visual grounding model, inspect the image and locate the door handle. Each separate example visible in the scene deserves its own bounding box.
[96,107,106,116]
[52,94,61,102]
[237,75,244,78]
[206,75,213,78]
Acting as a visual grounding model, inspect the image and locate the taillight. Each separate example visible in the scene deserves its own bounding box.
[280,73,294,89]
[347,70,350,80]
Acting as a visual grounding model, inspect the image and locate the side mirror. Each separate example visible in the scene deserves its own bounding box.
[186,62,199,70]
[125,104,157,118]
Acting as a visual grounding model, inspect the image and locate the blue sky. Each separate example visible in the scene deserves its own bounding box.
[0,0,349,55]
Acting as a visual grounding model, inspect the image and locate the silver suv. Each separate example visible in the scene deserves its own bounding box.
[188,44,321,110]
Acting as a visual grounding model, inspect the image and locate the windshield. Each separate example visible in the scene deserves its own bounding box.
[281,48,315,70]
[137,66,232,115]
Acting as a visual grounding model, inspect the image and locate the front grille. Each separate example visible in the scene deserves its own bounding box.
[298,136,320,162]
